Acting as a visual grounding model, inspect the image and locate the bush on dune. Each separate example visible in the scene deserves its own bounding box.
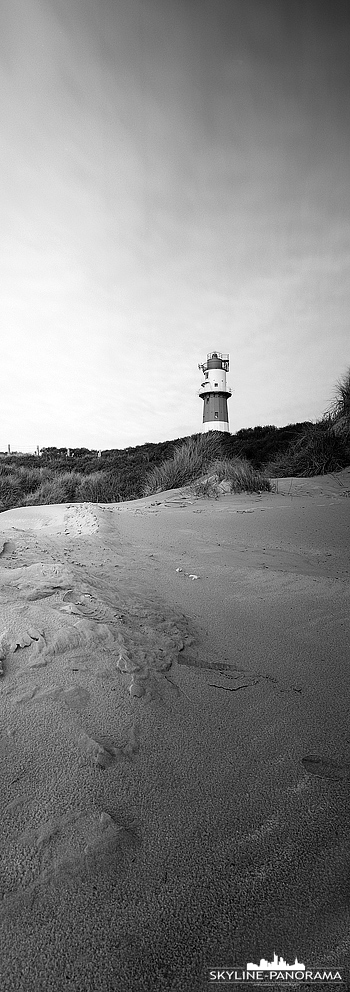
[0,461,128,511]
[25,471,82,505]
[0,465,41,510]
[76,471,123,503]
[25,470,124,506]
[265,421,348,478]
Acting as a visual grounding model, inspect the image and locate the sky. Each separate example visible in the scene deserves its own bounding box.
[1,0,350,452]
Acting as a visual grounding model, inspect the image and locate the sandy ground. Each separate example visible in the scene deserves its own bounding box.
[0,470,350,991]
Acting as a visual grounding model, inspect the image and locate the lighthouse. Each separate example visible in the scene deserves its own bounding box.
[198,351,231,433]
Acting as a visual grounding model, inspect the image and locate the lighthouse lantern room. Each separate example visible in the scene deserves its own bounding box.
[198,351,231,433]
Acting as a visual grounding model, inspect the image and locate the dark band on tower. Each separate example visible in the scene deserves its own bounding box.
[198,351,232,433]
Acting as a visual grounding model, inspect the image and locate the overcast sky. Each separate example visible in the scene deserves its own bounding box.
[1,0,350,451]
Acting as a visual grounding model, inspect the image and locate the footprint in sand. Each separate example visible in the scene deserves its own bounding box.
[302,755,350,781]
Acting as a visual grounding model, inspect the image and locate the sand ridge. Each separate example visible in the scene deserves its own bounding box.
[0,501,102,536]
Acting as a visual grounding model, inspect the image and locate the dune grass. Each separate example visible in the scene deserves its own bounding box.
[329,367,350,440]
[201,457,271,494]
[142,433,223,495]
[0,468,124,511]
[266,367,350,478]
[0,464,41,510]
[24,470,123,506]
[265,421,347,477]
[143,435,271,496]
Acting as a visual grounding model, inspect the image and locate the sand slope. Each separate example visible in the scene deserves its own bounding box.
[0,478,349,991]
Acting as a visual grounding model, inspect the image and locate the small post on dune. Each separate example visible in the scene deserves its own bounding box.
[198,351,232,433]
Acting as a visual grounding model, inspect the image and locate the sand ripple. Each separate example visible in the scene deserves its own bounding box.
[0,549,189,700]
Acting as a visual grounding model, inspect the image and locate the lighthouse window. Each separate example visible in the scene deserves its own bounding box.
[206,397,210,403]
[214,382,218,386]
[214,412,219,419]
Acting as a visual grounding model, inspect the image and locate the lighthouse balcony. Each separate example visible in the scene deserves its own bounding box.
[198,385,232,398]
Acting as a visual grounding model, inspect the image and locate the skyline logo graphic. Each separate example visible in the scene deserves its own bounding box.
[208,951,345,983]
[246,954,305,972]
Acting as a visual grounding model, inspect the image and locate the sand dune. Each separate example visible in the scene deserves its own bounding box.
[0,476,349,990]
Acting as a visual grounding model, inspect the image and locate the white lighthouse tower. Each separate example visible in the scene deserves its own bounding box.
[198,351,231,433]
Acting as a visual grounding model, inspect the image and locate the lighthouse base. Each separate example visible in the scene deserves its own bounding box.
[202,421,230,433]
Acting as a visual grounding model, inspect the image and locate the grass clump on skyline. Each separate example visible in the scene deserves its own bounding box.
[265,421,347,478]
[266,365,350,478]
[329,367,350,440]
